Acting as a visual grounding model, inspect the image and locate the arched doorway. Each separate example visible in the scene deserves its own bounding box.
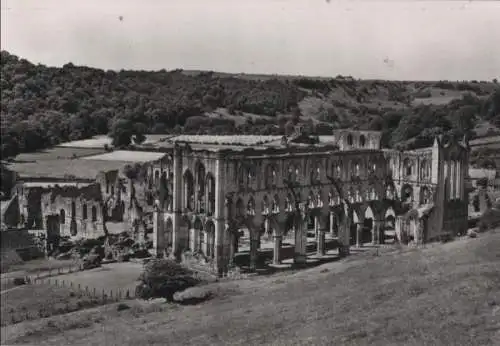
[384,207,396,244]
[364,206,375,244]
[206,173,216,216]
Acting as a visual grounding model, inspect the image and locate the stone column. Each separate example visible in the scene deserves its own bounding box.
[152,209,164,257]
[338,207,351,257]
[272,233,282,265]
[329,212,335,237]
[356,223,363,248]
[229,230,238,267]
[294,214,308,264]
[317,228,326,256]
[371,220,380,245]
[171,145,183,260]
[213,156,227,276]
[249,230,259,271]
[395,216,405,244]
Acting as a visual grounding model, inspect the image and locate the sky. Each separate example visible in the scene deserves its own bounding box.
[1,0,499,81]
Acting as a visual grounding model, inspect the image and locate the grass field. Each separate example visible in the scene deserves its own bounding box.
[13,147,107,162]
[48,262,143,294]
[1,258,79,277]
[2,228,499,345]
[0,284,104,327]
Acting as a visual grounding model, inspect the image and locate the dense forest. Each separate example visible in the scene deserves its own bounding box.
[1,50,499,160]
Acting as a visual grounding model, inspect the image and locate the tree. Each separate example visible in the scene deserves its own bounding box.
[135,259,199,301]
[109,119,133,148]
[1,164,17,198]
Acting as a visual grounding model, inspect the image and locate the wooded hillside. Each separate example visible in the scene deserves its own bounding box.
[1,50,499,159]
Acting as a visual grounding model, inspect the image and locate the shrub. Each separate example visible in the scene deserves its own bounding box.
[13,277,26,286]
[136,259,200,302]
[478,208,500,231]
[116,303,131,311]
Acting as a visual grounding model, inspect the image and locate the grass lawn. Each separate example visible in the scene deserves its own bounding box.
[2,229,500,345]
[0,284,104,327]
[49,262,143,294]
[1,258,78,277]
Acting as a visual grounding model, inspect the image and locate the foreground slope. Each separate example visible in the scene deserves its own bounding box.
[3,229,500,346]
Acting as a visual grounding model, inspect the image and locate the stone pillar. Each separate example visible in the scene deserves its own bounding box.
[294,214,307,264]
[272,234,282,265]
[314,216,319,240]
[395,216,406,244]
[338,207,351,257]
[317,229,326,256]
[152,210,164,257]
[371,220,380,245]
[171,145,183,260]
[229,231,238,267]
[356,223,363,248]
[329,212,335,237]
[249,230,259,271]
[213,156,227,276]
[264,219,270,240]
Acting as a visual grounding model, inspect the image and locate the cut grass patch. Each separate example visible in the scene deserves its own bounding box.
[0,284,105,327]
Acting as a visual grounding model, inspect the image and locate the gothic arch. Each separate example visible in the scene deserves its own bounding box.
[265,164,278,188]
[205,173,216,216]
[262,195,270,215]
[271,194,280,214]
[403,158,413,177]
[401,184,414,204]
[183,169,195,211]
[359,134,366,147]
[247,196,256,216]
[60,209,65,224]
[235,198,245,218]
[420,186,431,205]
[310,161,322,185]
[420,159,431,180]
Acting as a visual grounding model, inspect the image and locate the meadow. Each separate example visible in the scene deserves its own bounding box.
[2,228,499,345]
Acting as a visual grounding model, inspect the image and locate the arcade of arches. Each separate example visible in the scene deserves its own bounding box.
[152,131,470,276]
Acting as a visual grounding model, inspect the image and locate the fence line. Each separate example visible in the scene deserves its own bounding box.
[2,274,138,326]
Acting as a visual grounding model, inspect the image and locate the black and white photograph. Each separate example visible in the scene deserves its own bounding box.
[0,0,499,345]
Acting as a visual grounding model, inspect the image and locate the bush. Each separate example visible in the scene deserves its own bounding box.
[82,253,102,270]
[136,259,200,302]
[116,303,130,311]
[13,277,26,286]
[478,208,500,231]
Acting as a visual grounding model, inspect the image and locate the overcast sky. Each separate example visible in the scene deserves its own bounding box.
[1,0,499,81]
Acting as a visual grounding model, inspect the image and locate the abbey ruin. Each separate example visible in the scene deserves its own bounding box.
[2,129,470,276]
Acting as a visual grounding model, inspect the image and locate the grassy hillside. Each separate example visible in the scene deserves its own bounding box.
[1,50,499,159]
[2,229,500,345]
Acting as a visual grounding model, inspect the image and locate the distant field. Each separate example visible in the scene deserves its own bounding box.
[81,150,167,162]
[7,158,130,180]
[58,135,171,149]
[14,147,107,162]
[3,229,499,346]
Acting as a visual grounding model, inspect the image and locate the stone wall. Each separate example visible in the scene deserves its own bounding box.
[41,184,106,240]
